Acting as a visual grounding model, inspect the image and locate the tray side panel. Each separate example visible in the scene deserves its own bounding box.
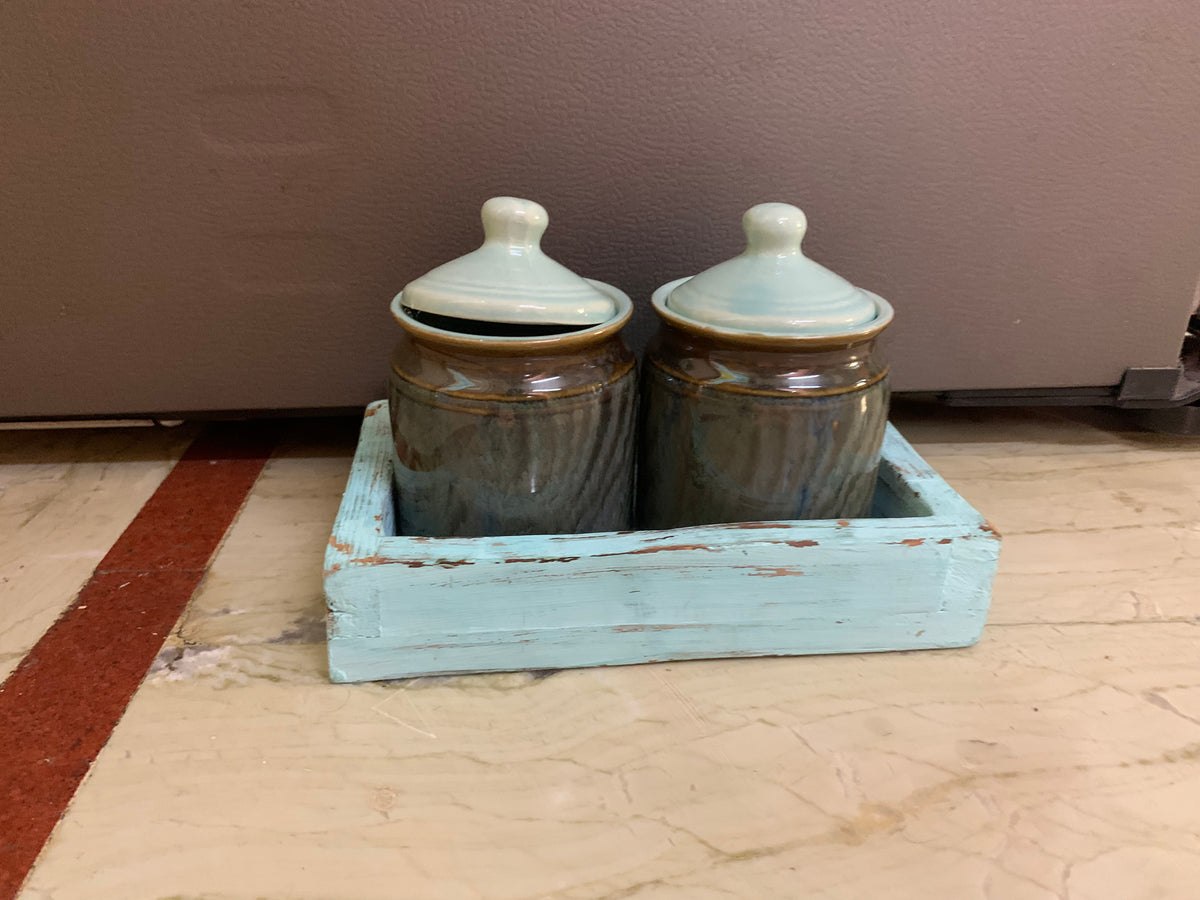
[325,401,392,645]
[329,531,997,681]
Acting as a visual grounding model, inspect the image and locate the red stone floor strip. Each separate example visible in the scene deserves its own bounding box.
[0,422,278,900]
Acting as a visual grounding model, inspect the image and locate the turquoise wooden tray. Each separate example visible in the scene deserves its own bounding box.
[325,401,1000,683]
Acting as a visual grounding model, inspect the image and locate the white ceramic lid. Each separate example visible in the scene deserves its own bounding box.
[400,197,618,326]
[665,203,884,336]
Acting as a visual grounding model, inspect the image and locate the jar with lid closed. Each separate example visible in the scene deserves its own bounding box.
[639,203,894,528]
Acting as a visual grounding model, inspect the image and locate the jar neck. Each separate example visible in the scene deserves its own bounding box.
[393,331,634,400]
[648,324,887,397]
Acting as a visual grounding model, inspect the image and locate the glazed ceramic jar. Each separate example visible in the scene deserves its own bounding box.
[638,203,894,528]
[389,197,636,537]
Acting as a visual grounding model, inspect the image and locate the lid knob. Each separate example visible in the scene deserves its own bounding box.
[743,203,808,257]
[481,196,548,251]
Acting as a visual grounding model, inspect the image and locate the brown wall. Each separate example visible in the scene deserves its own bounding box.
[3,0,1198,417]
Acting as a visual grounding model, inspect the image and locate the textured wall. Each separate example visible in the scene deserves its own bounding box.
[3,0,1199,416]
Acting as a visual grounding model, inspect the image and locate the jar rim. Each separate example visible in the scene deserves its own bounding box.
[392,279,632,356]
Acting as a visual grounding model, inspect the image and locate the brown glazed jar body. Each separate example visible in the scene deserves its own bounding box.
[388,325,637,537]
[638,323,889,529]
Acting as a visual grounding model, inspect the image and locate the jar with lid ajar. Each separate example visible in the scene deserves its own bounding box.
[389,197,636,537]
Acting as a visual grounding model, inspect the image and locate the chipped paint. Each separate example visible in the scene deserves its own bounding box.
[357,556,475,569]
[892,538,925,547]
[595,543,716,558]
[784,539,819,549]
[504,556,581,564]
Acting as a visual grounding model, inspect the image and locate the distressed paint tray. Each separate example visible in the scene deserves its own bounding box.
[325,401,1000,683]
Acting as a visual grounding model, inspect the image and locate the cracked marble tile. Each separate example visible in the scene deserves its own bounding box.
[0,425,197,680]
[897,416,1200,627]
[18,622,1200,900]
[177,451,352,648]
[984,525,1200,624]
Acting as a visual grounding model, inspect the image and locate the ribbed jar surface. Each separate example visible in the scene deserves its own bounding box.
[638,326,889,528]
[389,333,636,537]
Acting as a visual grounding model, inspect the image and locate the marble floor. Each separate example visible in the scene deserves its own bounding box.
[3,405,1199,899]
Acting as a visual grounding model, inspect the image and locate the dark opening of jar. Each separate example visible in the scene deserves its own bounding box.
[402,306,594,337]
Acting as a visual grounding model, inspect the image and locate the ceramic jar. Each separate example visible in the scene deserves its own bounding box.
[638,203,894,528]
[389,197,636,537]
